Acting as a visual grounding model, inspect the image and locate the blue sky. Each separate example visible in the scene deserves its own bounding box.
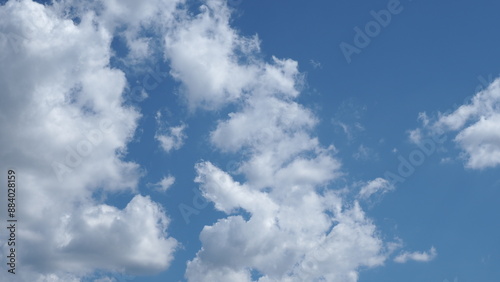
[1,0,499,281]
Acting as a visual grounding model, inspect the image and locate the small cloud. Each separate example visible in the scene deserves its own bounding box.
[155,123,187,153]
[394,246,437,263]
[440,157,452,164]
[309,59,322,69]
[149,175,176,192]
[408,128,422,144]
[358,178,393,199]
[155,111,187,153]
[417,112,429,127]
[353,144,377,161]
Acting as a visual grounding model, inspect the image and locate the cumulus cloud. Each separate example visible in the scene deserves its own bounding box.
[394,247,437,263]
[163,0,302,111]
[0,0,177,280]
[173,1,395,281]
[43,195,177,274]
[189,163,388,281]
[0,0,418,281]
[164,0,260,110]
[408,128,423,145]
[53,0,184,63]
[415,77,500,169]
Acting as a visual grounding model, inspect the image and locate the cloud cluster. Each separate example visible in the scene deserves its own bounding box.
[0,0,440,281]
[0,0,178,280]
[168,1,398,281]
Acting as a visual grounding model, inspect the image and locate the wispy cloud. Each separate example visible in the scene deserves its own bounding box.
[394,247,437,263]
[149,175,176,192]
[358,178,393,199]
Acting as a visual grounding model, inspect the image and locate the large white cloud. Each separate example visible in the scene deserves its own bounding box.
[0,0,177,280]
[163,0,303,111]
[188,163,389,282]
[416,77,500,169]
[175,1,396,281]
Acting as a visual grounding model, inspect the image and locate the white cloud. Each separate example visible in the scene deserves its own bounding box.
[418,77,500,169]
[394,247,437,263]
[149,175,176,192]
[408,128,423,144]
[154,111,187,153]
[310,59,322,69]
[174,1,394,281]
[164,0,260,110]
[53,0,184,63]
[358,178,393,199]
[47,195,177,274]
[164,0,303,111]
[353,144,377,161]
[0,1,177,280]
[155,124,187,153]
